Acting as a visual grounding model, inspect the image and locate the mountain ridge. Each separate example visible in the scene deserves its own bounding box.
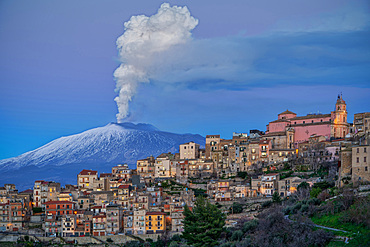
[0,122,205,189]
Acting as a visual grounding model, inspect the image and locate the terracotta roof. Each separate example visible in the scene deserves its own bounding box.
[118,185,130,189]
[290,114,331,120]
[19,189,33,194]
[100,173,112,178]
[43,201,75,205]
[263,131,286,137]
[278,110,296,115]
[78,169,98,176]
[93,215,106,218]
[146,212,166,216]
[206,135,220,138]
[263,173,279,176]
[269,119,290,123]
[259,140,270,144]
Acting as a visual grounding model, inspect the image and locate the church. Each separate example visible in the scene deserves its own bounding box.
[264,95,350,149]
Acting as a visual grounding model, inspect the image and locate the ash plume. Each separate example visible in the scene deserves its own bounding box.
[114,3,198,122]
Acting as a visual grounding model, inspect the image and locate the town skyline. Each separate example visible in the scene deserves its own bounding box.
[1,0,369,160]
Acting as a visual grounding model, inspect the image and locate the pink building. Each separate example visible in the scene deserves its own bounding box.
[266,95,349,147]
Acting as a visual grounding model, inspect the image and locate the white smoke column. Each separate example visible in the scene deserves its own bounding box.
[114,3,199,122]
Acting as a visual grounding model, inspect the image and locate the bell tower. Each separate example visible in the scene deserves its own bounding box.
[331,94,349,138]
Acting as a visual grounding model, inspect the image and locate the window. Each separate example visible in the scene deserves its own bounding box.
[303,121,305,124]
[357,157,359,163]
[357,148,359,153]
[364,148,367,153]
[321,119,323,122]
[312,120,314,123]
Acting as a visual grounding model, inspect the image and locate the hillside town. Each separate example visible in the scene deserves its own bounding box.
[0,95,369,243]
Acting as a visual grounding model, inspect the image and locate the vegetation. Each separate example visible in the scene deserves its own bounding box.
[272,191,282,204]
[182,197,226,246]
[32,207,43,214]
[229,202,243,214]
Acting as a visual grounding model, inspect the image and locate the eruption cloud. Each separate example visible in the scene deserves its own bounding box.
[114,3,199,122]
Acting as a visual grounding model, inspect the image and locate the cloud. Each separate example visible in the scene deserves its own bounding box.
[144,29,370,91]
[114,3,198,122]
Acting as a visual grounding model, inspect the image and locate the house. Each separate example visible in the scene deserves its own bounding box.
[352,145,370,185]
[105,204,123,234]
[92,214,106,236]
[145,212,166,234]
[77,170,98,190]
[133,209,146,234]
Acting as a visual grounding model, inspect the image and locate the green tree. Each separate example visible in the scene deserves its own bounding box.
[229,202,243,214]
[182,197,225,247]
[272,192,282,203]
[310,187,322,198]
[297,181,309,191]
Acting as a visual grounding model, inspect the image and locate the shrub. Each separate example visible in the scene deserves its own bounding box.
[106,238,113,243]
[310,187,322,198]
[170,234,182,242]
[318,190,330,201]
[307,198,321,205]
[300,204,309,213]
[272,192,282,204]
[243,219,258,233]
[230,202,243,214]
[262,201,272,208]
[219,242,234,247]
[283,206,292,215]
[231,230,243,241]
[293,202,302,212]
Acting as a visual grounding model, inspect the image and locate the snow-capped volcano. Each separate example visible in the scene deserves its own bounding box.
[0,123,205,190]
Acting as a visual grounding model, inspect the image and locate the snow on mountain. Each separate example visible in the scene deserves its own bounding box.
[0,123,205,189]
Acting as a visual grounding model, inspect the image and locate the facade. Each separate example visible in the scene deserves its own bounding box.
[133,209,146,234]
[354,112,370,136]
[180,142,200,160]
[145,212,166,234]
[205,135,221,159]
[352,145,370,185]
[92,214,106,236]
[266,95,349,147]
[105,204,123,234]
[44,201,76,216]
[77,170,98,190]
[0,201,26,232]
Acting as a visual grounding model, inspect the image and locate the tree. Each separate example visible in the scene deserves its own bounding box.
[229,202,243,214]
[272,192,282,204]
[297,181,309,190]
[182,197,226,247]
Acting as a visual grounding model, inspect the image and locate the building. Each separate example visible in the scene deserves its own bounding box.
[92,214,106,236]
[354,112,370,136]
[145,212,166,234]
[137,156,156,184]
[133,209,146,234]
[180,142,200,160]
[105,204,123,234]
[0,201,26,232]
[44,201,76,216]
[352,145,370,185]
[77,170,98,190]
[266,95,349,147]
[205,135,221,159]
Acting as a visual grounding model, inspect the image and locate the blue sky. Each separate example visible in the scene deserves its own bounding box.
[0,0,369,159]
